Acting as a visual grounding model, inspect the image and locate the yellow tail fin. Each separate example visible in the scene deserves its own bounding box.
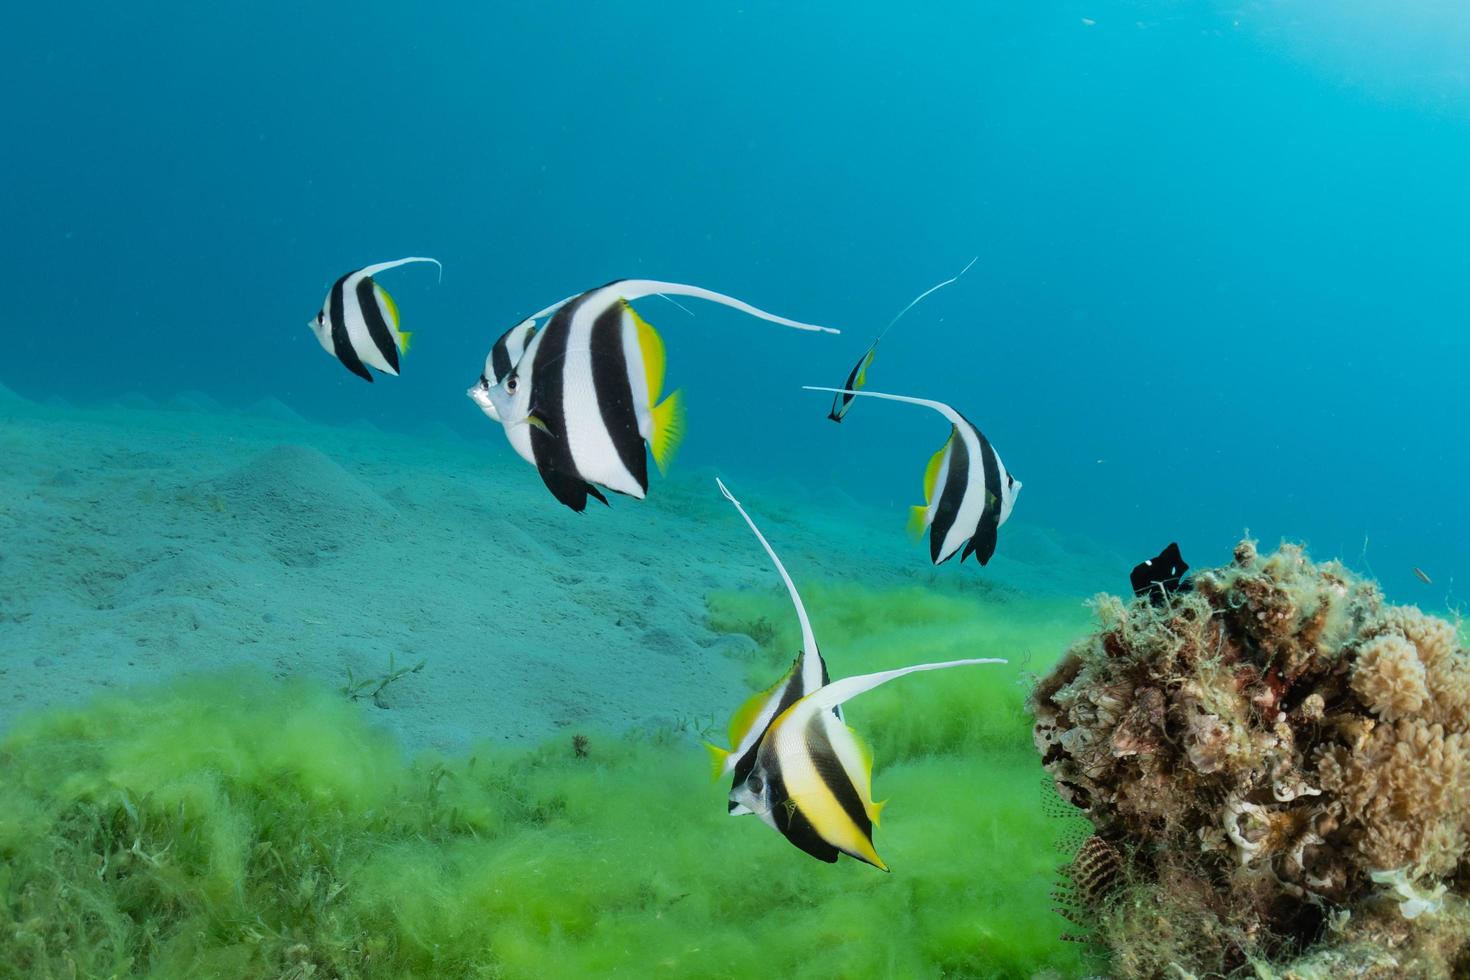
[907,505,929,540]
[705,742,732,781]
[398,330,413,354]
[872,799,888,826]
[650,388,687,475]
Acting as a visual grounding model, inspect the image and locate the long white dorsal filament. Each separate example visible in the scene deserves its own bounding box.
[716,478,820,667]
[358,256,443,283]
[615,280,838,334]
[802,386,965,429]
[872,255,978,345]
[796,657,1007,718]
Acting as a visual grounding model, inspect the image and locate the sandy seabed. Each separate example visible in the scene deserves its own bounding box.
[0,382,1120,754]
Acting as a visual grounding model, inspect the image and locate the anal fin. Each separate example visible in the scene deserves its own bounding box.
[906,505,929,540]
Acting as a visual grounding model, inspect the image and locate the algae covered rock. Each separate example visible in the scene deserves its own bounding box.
[1032,540,1470,977]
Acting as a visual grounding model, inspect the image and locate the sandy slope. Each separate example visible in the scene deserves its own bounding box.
[0,388,1122,754]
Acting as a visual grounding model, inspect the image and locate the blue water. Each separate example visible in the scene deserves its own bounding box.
[5,1,1468,602]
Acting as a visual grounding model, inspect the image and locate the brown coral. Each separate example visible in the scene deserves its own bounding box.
[1032,540,1470,976]
[1351,634,1429,722]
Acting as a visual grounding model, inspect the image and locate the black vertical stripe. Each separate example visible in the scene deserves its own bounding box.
[526,296,612,512]
[928,428,968,564]
[328,275,373,382]
[828,356,864,421]
[765,761,841,864]
[963,416,1004,566]
[356,277,400,373]
[528,301,579,496]
[804,720,875,853]
[490,332,513,382]
[589,303,649,494]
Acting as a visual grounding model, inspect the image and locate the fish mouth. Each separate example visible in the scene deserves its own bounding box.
[466,386,501,422]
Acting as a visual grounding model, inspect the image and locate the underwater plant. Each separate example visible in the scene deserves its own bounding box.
[1032,539,1470,976]
[340,652,426,708]
[0,597,1087,980]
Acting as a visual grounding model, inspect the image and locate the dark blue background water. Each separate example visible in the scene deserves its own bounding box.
[5,1,1467,603]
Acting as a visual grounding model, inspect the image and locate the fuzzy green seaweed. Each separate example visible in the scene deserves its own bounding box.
[708,580,1090,760]
[0,581,1088,978]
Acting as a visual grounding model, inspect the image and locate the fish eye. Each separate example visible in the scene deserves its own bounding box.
[316,311,325,326]
[1007,474,1015,487]
[748,774,764,794]
[506,376,519,394]
[478,374,490,391]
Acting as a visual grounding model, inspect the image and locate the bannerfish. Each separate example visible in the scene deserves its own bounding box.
[730,656,1007,869]
[827,256,976,423]
[805,387,1021,566]
[1131,542,1190,601]
[469,280,837,512]
[707,478,839,815]
[309,257,442,382]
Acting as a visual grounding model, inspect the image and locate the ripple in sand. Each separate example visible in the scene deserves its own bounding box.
[243,396,308,426]
[118,551,243,604]
[200,444,397,567]
[163,389,224,413]
[115,392,156,410]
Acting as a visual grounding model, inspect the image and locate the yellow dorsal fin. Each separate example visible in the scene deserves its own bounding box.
[907,505,929,541]
[704,742,732,782]
[625,300,666,404]
[375,283,401,329]
[376,283,410,353]
[649,389,686,475]
[727,683,775,748]
[854,348,876,388]
[923,430,952,504]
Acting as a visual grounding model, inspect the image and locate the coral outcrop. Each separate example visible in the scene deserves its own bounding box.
[1032,540,1470,976]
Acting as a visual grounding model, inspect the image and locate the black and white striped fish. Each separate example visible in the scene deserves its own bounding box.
[469,280,837,512]
[706,479,840,815]
[827,257,976,423]
[806,387,1021,566]
[730,656,1005,869]
[308,257,441,382]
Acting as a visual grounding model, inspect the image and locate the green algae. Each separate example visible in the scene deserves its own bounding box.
[0,582,1091,979]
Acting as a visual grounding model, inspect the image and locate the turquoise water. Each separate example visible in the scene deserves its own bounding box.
[5,4,1470,975]
[7,2,1470,596]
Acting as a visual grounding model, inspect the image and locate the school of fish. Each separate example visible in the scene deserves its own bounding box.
[305,258,1018,868]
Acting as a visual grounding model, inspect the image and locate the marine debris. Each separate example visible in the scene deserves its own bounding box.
[1032,539,1470,976]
